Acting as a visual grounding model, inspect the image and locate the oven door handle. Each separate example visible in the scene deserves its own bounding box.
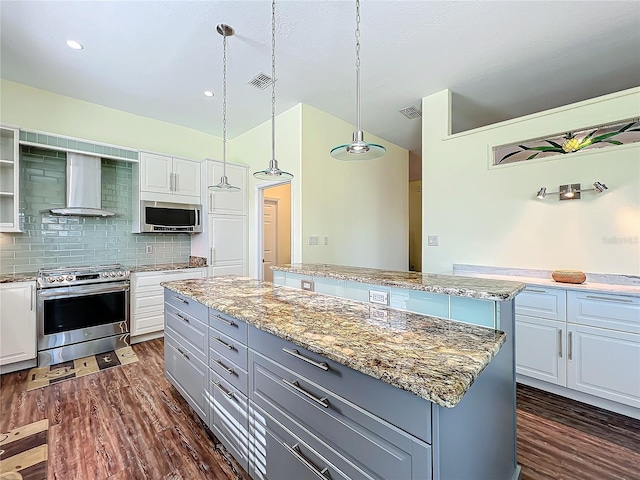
[37,283,130,298]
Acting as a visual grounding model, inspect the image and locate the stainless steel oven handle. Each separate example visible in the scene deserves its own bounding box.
[37,282,130,298]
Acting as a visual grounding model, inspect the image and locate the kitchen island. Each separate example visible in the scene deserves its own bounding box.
[162,274,523,480]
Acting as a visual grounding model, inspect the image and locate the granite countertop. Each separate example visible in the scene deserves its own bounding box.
[129,263,205,273]
[0,272,38,283]
[162,276,507,408]
[273,263,525,301]
[453,264,640,297]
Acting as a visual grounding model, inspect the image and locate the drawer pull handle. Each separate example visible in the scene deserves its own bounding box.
[585,295,634,304]
[282,348,329,371]
[283,443,329,479]
[176,313,189,323]
[176,347,189,361]
[282,379,329,408]
[212,336,235,350]
[211,314,236,327]
[568,331,573,360]
[526,289,547,294]
[214,358,235,375]
[211,380,234,399]
[174,295,189,305]
[558,330,563,358]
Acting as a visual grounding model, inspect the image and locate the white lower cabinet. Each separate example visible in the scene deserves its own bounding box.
[567,324,640,408]
[516,287,640,411]
[0,281,36,366]
[515,314,566,386]
[131,268,205,336]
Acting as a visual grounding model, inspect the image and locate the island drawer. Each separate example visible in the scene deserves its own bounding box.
[249,326,431,443]
[250,404,357,480]
[164,289,208,321]
[209,370,249,470]
[210,354,248,396]
[250,351,432,479]
[209,329,248,371]
[209,308,248,343]
[165,331,208,423]
[165,304,207,363]
[567,291,640,333]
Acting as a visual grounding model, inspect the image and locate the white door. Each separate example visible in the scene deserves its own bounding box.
[209,162,246,215]
[173,158,201,198]
[567,323,640,408]
[263,199,278,282]
[140,152,172,194]
[0,282,36,365]
[209,215,247,275]
[515,314,566,386]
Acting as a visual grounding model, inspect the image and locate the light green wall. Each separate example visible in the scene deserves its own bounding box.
[422,88,640,274]
[227,104,302,278]
[0,79,222,161]
[300,104,409,270]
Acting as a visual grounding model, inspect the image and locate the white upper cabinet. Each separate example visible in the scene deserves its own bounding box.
[206,161,247,215]
[0,126,20,232]
[140,151,201,203]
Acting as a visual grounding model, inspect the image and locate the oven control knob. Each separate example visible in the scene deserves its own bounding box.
[109,272,116,277]
[101,272,108,278]
[46,277,53,283]
[117,271,123,277]
[55,277,63,282]
[66,275,73,281]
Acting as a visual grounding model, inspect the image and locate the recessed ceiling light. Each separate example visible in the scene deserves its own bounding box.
[66,40,84,50]
[203,90,214,97]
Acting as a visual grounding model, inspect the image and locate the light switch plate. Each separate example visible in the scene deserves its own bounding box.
[427,235,439,246]
[369,290,389,305]
[309,235,319,245]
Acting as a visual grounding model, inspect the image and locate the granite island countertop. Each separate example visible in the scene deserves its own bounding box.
[162,276,507,408]
[272,263,525,301]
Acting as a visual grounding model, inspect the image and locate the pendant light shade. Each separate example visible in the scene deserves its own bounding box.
[330,0,386,161]
[210,24,240,192]
[253,0,293,181]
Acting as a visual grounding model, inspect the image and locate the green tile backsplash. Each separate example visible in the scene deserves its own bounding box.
[0,146,190,274]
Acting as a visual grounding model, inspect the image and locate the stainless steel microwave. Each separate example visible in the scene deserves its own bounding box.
[139,201,203,233]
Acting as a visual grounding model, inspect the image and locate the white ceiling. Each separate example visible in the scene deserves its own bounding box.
[1,1,639,157]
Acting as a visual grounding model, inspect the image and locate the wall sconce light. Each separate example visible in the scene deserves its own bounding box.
[535,181,608,200]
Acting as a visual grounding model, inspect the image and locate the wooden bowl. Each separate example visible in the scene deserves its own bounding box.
[552,270,586,284]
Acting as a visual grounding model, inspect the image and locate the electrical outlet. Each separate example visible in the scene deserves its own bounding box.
[145,244,153,254]
[369,290,389,305]
[370,307,388,321]
[301,280,314,291]
[427,235,439,246]
[308,235,319,245]
[324,236,329,246]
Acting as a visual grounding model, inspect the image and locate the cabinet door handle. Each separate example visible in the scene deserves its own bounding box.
[214,358,235,375]
[282,348,329,371]
[211,380,234,399]
[212,336,234,350]
[174,173,179,192]
[211,314,235,327]
[585,295,634,304]
[30,285,34,311]
[283,443,329,479]
[174,295,189,305]
[568,331,573,360]
[209,192,214,211]
[526,288,547,294]
[558,330,563,358]
[176,313,189,323]
[176,346,189,361]
[169,172,174,191]
[282,378,329,408]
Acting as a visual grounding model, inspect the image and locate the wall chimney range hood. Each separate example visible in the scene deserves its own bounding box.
[49,153,118,217]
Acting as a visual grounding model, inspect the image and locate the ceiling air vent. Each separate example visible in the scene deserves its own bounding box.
[248,72,274,90]
[399,106,422,119]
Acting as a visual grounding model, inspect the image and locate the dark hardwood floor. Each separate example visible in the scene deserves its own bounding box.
[2,338,639,480]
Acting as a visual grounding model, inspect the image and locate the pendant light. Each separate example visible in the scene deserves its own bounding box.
[253,0,293,180]
[330,0,386,161]
[209,24,240,192]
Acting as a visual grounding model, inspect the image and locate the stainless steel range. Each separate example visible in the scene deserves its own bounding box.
[36,264,130,366]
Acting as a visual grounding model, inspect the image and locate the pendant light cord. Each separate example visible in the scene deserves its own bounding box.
[271,0,276,162]
[355,0,361,132]
[222,31,228,178]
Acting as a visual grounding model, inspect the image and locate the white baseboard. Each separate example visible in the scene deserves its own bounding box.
[517,374,640,420]
[131,331,164,345]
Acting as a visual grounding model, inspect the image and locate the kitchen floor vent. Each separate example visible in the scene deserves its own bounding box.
[399,106,422,119]
[248,72,274,90]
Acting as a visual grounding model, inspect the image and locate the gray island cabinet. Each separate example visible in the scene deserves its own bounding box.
[162,271,524,480]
